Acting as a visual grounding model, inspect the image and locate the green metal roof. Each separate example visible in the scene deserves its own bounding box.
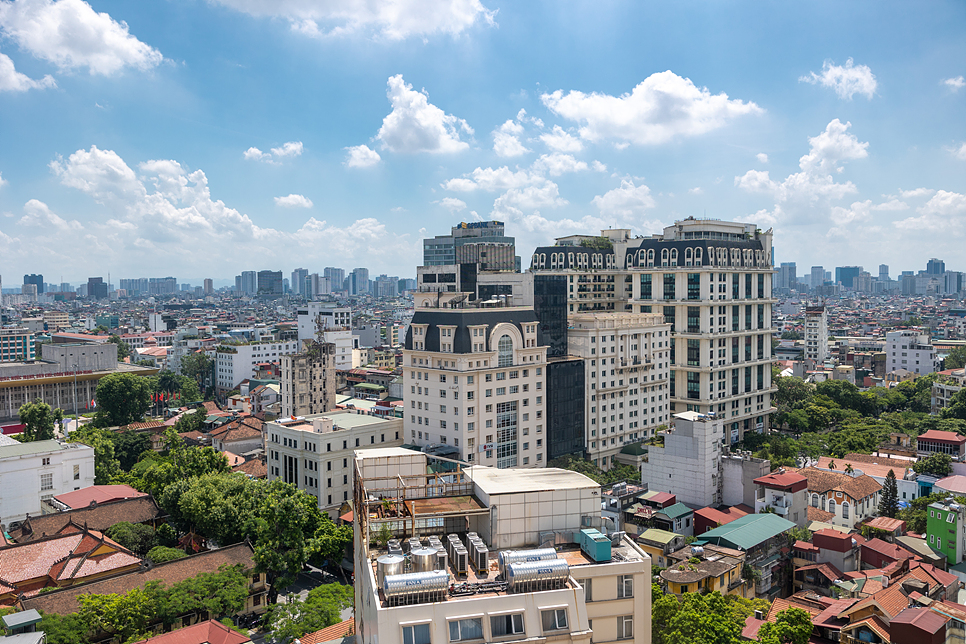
[0,440,82,458]
[638,528,681,544]
[620,441,648,456]
[354,382,385,390]
[660,502,693,520]
[697,513,795,551]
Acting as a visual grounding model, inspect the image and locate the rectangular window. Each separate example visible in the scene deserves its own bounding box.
[663,274,675,300]
[757,273,765,298]
[687,306,700,333]
[491,614,525,637]
[542,609,568,632]
[40,473,53,490]
[619,616,633,640]
[687,339,700,366]
[403,624,431,644]
[580,578,593,601]
[618,575,634,598]
[640,274,652,300]
[663,306,675,332]
[732,275,739,299]
[687,273,700,300]
[73,464,80,480]
[449,618,483,642]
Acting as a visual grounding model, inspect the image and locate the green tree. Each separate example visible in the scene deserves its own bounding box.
[36,613,90,644]
[146,545,187,563]
[139,429,231,499]
[155,523,179,547]
[67,425,121,484]
[78,584,158,643]
[173,407,208,434]
[18,399,64,442]
[95,373,152,427]
[943,388,966,421]
[106,522,156,556]
[108,335,131,360]
[945,346,966,370]
[757,607,813,644]
[665,592,742,644]
[879,469,899,518]
[780,331,801,340]
[913,452,953,478]
[178,375,201,403]
[267,584,353,642]
[112,431,151,471]
[180,352,214,397]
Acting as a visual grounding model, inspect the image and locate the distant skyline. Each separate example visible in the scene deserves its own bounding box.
[1,1,964,281]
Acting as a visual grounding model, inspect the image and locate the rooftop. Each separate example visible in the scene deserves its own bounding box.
[0,440,91,459]
[696,513,795,551]
[466,466,599,496]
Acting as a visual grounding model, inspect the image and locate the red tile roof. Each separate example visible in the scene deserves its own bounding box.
[918,430,966,445]
[131,619,251,644]
[865,517,906,533]
[892,607,949,633]
[754,471,808,492]
[301,618,355,644]
[11,496,162,543]
[52,484,147,509]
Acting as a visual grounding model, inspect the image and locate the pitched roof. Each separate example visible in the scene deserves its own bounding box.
[862,538,916,562]
[796,562,845,582]
[658,503,693,520]
[11,496,163,543]
[918,430,966,445]
[131,619,251,644]
[232,459,267,479]
[789,467,882,501]
[301,618,355,644]
[52,484,147,509]
[21,542,255,615]
[696,513,795,551]
[865,517,905,533]
[891,608,948,634]
[807,507,836,523]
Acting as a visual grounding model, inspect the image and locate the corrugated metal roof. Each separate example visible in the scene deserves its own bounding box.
[697,513,795,550]
[0,439,89,458]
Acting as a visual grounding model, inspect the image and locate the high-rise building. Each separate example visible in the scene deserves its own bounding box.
[279,340,337,418]
[203,279,213,295]
[803,306,828,364]
[323,267,345,293]
[926,258,946,275]
[239,271,257,295]
[0,327,35,362]
[810,266,824,290]
[404,305,548,467]
[422,220,516,267]
[149,277,178,295]
[349,268,370,295]
[834,266,862,288]
[886,330,935,376]
[291,268,308,296]
[878,264,890,281]
[777,262,796,291]
[353,448,652,644]
[87,277,108,300]
[530,219,775,443]
[373,274,399,298]
[256,270,282,296]
[23,274,44,294]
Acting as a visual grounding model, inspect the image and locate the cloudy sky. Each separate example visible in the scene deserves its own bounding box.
[0,0,964,286]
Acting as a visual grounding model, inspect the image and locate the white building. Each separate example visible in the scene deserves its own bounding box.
[354,448,651,644]
[566,312,671,469]
[296,303,356,370]
[530,219,776,443]
[265,410,403,518]
[639,411,723,508]
[0,439,95,524]
[886,329,936,376]
[404,305,547,468]
[803,305,828,364]
[215,339,300,391]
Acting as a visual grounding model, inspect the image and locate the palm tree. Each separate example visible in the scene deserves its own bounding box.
[845,463,854,474]
[828,460,836,470]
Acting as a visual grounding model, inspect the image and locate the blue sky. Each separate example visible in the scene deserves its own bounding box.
[0,0,964,286]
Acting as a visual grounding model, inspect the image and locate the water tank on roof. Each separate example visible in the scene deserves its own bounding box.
[497,548,558,577]
[383,570,449,606]
[411,548,438,573]
[376,554,405,588]
[506,559,570,593]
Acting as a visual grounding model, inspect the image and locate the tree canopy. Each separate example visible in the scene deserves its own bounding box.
[267,584,353,641]
[913,452,953,478]
[95,373,152,427]
[945,346,966,370]
[18,399,63,442]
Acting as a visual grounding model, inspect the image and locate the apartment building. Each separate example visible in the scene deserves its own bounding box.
[42,311,69,331]
[403,305,548,468]
[640,411,723,507]
[566,312,671,468]
[296,303,356,370]
[0,327,34,362]
[265,410,403,518]
[803,305,828,364]
[215,339,299,391]
[353,448,651,644]
[0,439,95,523]
[280,341,336,418]
[531,218,775,443]
[886,329,936,376]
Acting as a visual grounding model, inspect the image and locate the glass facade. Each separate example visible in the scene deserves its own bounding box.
[547,358,585,460]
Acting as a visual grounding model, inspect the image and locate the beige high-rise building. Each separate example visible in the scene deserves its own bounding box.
[280,340,336,418]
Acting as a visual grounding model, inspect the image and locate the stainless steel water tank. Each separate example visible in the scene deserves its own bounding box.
[506,559,570,593]
[376,554,405,588]
[411,547,438,572]
[383,570,449,604]
[497,548,558,577]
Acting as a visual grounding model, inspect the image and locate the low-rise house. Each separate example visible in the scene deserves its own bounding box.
[861,538,916,570]
[661,543,749,598]
[863,516,906,542]
[130,619,251,644]
[793,562,846,596]
[792,466,882,529]
[753,469,809,527]
[816,452,919,504]
[636,529,685,569]
[10,496,163,543]
[49,484,147,511]
[0,440,95,524]
[927,499,966,564]
[210,416,264,454]
[647,503,694,537]
[917,429,966,461]
[693,505,750,536]
[696,513,795,597]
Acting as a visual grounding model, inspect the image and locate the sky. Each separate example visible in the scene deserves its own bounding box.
[0,0,964,287]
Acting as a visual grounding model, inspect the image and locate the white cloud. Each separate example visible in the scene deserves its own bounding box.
[800,58,876,100]
[0,0,163,75]
[211,0,496,40]
[18,199,82,230]
[895,190,966,234]
[0,171,5,188]
[375,74,472,154]
[899,188,935,198]
[531,153,587,177]
[49,144,143,202]
[591,160,607,172]
[592,179,655,217]
[0,50,55,92]
[735,119,869,225]
[689,187,703,195]
[344,144,381,168]
[756,153,768,164]
[493,182,567,217]
[943,76,965,91]
[952,143,966,161]
[830,199,907,226]
[274,193,312,208]
[492,119,529,158]
[539,125,583,152]
[270,141,303,158]
[435,197,466,213]
[541,71,762,146]
[243,141,303,163]
[442,166,539,192]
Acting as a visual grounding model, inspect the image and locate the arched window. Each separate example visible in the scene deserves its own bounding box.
[811,493,819,508]
[828,499,836,516]
[695,247,703,265]
[647,249,655,267]
[661,249,669,266]
[670,249,678,266]
[498,335,513,367]
[842,502,850,520]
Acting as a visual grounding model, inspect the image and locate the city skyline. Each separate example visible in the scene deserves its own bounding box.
[0,1,964,279]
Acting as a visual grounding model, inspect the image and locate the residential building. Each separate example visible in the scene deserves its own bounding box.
[266,411,403,518]
[0,327,34,362]
[640,410,723,508]
[256,270,282,297]
[661,543,749,598]
[793,467,883,529]
[927,258,946,275]
[803,305,828,364]
[566,312,671,468]
[203,278,213,295]
[10,495,163,542]
[86,277,107,300]
[753,469,809,527]
[353,448,651,644]
[291,268,308,296]
[215,339,299,391]
[792,528,860,574]
[636,529,686,569]
[23,274,44,294]
[886,329,936,376]
[404,304,547,467]
[42,310,69,330]
[530,219,775,443]
[835,266,862,289]
[927,500,965,564]
[349,268,370,295]
[323,267,345,293]
[776,262,796,292]
[917,429,966,460]
[810,266,824,290]
[0,439,95,524]
[932,368,965,414]
[280,341,336,418]
[296,303,355,370]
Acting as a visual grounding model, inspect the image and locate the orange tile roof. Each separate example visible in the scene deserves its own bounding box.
[131,619,251,644]
[301,618,355,644]
[789,467,882,501]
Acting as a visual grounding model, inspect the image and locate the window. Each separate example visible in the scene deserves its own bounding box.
[498,335,513,367]
[403,624,431,644]
[40,473,53,490]
[542,609,568,632]
[491,614,525,637]
[619,616,633,640]
[811,493,819,508]
[618,575,633,598]
[449,618,483,642]
[73,464,80,480]
[842,501,850,520]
